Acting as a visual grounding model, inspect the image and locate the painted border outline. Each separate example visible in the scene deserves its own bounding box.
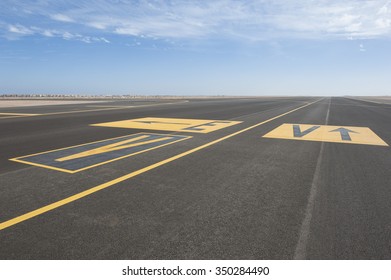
[10,133,192,173]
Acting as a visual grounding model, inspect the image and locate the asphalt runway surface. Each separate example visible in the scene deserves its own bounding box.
[0,97,390,259]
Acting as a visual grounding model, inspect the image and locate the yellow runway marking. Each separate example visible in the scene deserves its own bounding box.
[0,101,188,119]
[0,113,39,116]
[92,117,242,133]
[0,113,41,119]
[263,123,388,146]
[42,101,189,116]
[0,99,321,231]
[11,133,190,173]
[42,107,134,115]
[0,116,28,119]
[55,136,153,161]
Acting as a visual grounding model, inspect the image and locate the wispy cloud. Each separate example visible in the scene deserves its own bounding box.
[50,13,75,23]
[1,0,391,42]
[8,24,34,35]
[5,23,110,43]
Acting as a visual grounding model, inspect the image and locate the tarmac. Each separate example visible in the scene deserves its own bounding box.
[0,97,390,259]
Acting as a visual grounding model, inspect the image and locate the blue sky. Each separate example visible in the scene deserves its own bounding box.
[1,0,391,96]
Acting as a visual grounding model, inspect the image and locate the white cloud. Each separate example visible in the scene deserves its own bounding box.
[41,29,54,37]
[377,1,391,14]
[87,21,108,30]
[8,24,34,35]
[59,31,110,43]
[50,14,74,23]
[2,1,391,41]
[100,37,110,43]
[114,26,140,36]
[4,23,109,44]
[62,31,74,40]
[376,18,391,28]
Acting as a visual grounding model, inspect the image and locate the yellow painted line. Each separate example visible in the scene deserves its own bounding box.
[0,101,188,119]
[0,113,42,120]
[41,101,189,116]
[42,107,127,115]
[0,99,321,231]
[56,136,170,162]
[0,112,40,116]
[10,133,191,173]
[0,113,41,120]
[0,116,24,119]
[10,159,76,173]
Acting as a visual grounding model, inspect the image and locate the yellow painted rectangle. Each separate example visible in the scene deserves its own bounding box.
[10,133,191,173]
[263,123,388,146]
[91,117,241,133]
